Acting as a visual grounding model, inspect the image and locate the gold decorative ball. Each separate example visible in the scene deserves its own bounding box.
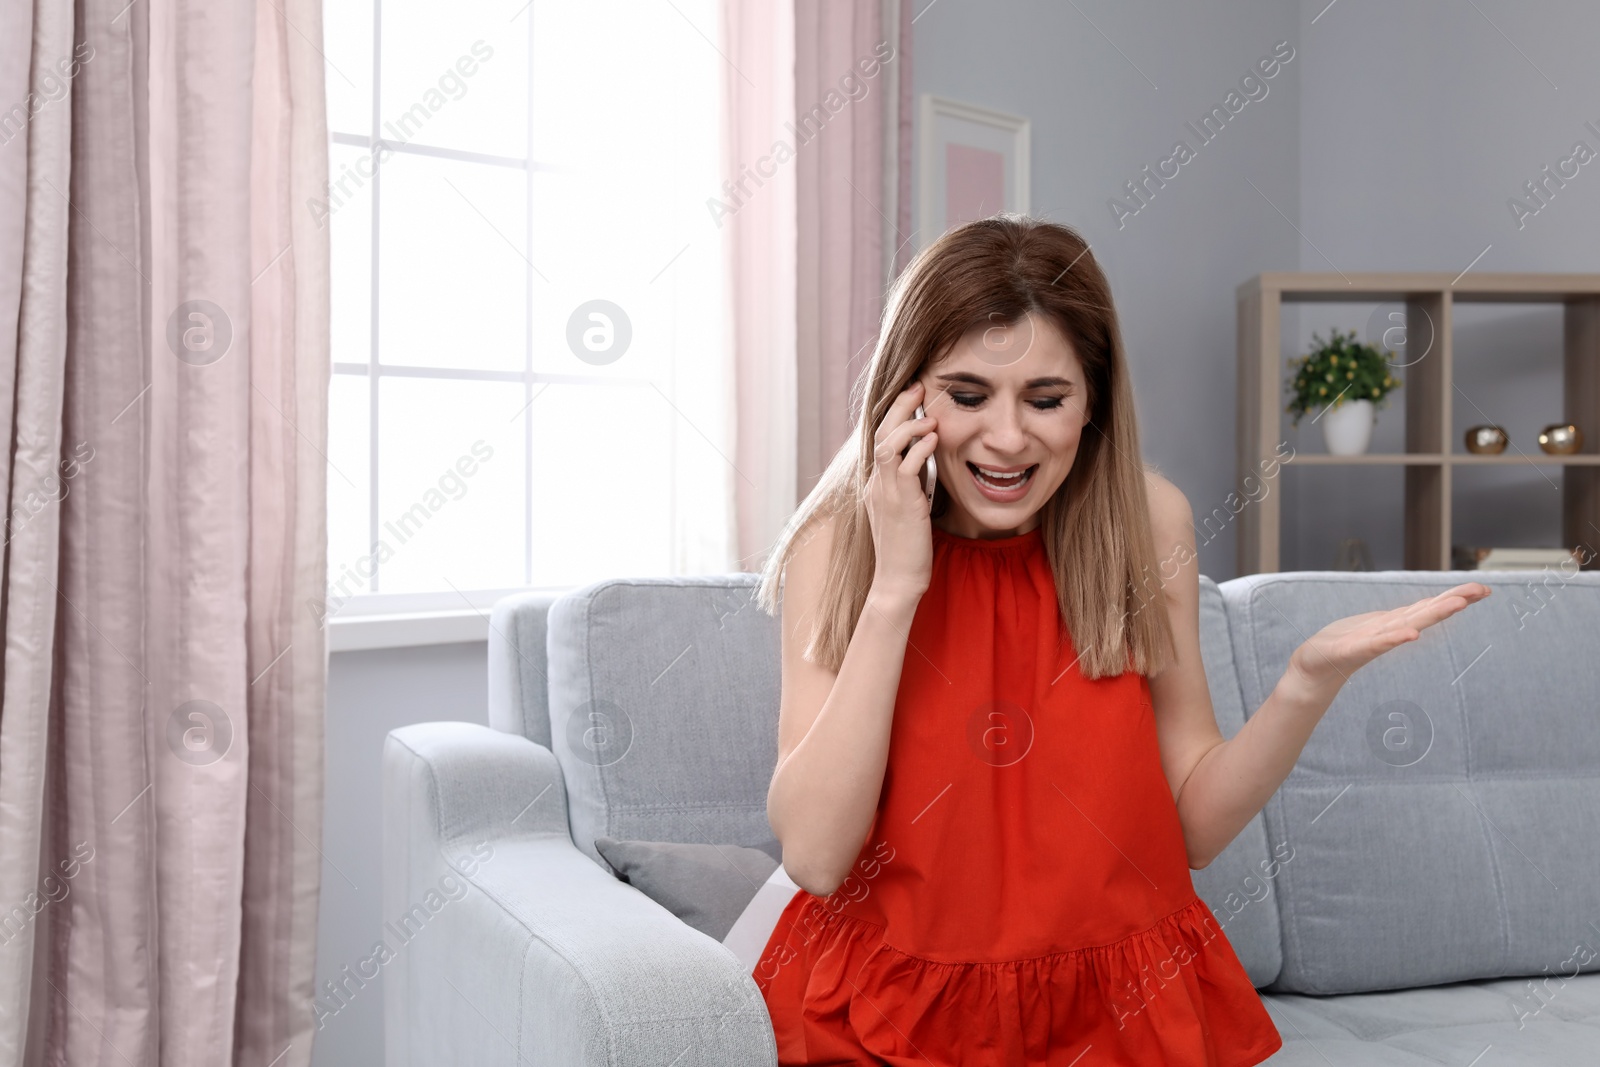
[1464,425,1508,454]
[1538,423,1582,455]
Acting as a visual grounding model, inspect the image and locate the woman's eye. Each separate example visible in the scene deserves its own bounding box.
[949,394,1065,410]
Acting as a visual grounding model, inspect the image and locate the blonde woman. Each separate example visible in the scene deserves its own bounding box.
[751,215,1489,1066]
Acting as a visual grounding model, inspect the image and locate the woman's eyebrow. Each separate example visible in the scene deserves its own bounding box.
[932,372,1075,388]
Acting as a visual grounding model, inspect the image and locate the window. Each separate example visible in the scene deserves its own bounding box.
[322,0,734,623]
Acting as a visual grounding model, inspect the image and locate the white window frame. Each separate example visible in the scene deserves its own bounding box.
[326,2,663,649]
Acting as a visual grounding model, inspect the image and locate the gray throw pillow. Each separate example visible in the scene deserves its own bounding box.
[593,837,781,941]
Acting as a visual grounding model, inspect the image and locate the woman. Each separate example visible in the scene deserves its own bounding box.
[751,214,1489,1066]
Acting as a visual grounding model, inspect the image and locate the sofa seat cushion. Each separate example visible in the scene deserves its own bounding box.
[1259,969,1600,1063]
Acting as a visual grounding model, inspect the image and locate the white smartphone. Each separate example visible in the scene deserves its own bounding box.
[910,404,937,501]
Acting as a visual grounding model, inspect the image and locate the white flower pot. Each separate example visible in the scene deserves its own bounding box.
[1321,398,1375,455]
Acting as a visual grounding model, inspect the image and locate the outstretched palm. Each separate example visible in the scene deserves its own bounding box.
[1289,582,1493,692]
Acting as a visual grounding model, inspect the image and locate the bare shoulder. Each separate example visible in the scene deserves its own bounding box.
[783,509,839,607]
[777,508,844,674]
[1142,467,1194,539]
[774,509,842,768]
[1140,468,1199,612]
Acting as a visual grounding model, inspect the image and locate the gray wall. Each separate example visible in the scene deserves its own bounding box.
[911,0,1301,580]
[914,0,1600,576]
[1283,0,1600,570]
[309,2,1600,1063]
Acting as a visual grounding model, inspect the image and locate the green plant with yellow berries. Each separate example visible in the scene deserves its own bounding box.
[1285,326,1400,427]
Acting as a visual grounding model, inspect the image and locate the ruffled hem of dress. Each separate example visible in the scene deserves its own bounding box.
[760,894,1284,1067]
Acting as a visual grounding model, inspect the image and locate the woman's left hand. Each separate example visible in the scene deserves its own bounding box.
[1288,582,1493,693]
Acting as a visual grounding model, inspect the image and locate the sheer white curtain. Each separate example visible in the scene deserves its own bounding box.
[530,0,736,578]
[721,0,799,569]
[722,0,913,565]
[793,0,913,500]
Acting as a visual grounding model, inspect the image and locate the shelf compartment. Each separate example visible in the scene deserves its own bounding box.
[1236,274,1600,575]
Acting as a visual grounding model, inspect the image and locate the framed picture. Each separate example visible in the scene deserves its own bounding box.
[917,94,1030,248]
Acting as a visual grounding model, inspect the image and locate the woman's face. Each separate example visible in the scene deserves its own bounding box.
[915,310,1091,539]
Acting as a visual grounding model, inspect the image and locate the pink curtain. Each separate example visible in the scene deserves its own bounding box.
[791,0,913,502]
[0,0,328,1064]
[724,0,913,564]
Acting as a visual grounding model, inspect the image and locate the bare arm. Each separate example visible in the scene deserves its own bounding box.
[766,382,941,895]
[1141,470,1315,867]
[1141,471,1490,867]
[765,513,922,896]
[1176,584,1487,866]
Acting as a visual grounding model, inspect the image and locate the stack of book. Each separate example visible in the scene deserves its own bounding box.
[1450,545,1580,571]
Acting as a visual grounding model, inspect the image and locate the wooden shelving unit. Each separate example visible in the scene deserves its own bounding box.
[1236,272,1600,575]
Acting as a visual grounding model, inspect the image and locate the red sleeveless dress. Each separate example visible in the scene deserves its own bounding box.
[754,522,1283,1066]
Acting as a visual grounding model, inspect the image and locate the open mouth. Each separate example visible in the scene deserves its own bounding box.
[968,462,1037,494]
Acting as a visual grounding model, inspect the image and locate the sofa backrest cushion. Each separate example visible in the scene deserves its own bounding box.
[540,569,1286,987]
[488,590,563,748]
[546,575,780,868]
[1188,575,1285,988]
[1220,568,1600,995]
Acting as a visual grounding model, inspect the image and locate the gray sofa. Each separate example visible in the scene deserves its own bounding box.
[382,567,1600,1065]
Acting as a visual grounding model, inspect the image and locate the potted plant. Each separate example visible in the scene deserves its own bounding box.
[1285,326,1401,455]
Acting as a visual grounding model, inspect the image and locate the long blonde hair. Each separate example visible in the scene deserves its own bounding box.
[756,214,1175,681]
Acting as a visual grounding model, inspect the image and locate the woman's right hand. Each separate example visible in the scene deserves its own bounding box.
[865,380,939,603]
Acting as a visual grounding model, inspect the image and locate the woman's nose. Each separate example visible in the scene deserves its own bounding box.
[981,408,1027,451]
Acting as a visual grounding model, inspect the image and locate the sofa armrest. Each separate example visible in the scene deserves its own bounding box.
[382,722,777,1067]
[385,720,571,841]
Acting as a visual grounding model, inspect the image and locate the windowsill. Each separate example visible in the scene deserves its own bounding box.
[328,608,492,652]
[325,585,582,651]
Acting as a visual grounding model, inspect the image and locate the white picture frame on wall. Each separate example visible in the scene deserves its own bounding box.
[917,94,1030,250]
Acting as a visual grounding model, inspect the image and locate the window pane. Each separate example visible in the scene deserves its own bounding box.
[322,140,380,238]
[531,0,717,166]
[376,376,526,593]
[529,0,719,177]
[528,0,723,378]
[527,166,723,386]
[378,153,526,372]
[329,142,372,364]
[527,168,652,380]
[323,0,374,136]
[527,382,672,586]
[326,372,372,608]
[379,0,528,159]
[327,0,732,609]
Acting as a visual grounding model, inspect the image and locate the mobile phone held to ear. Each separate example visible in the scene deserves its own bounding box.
[906,404,936,502]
